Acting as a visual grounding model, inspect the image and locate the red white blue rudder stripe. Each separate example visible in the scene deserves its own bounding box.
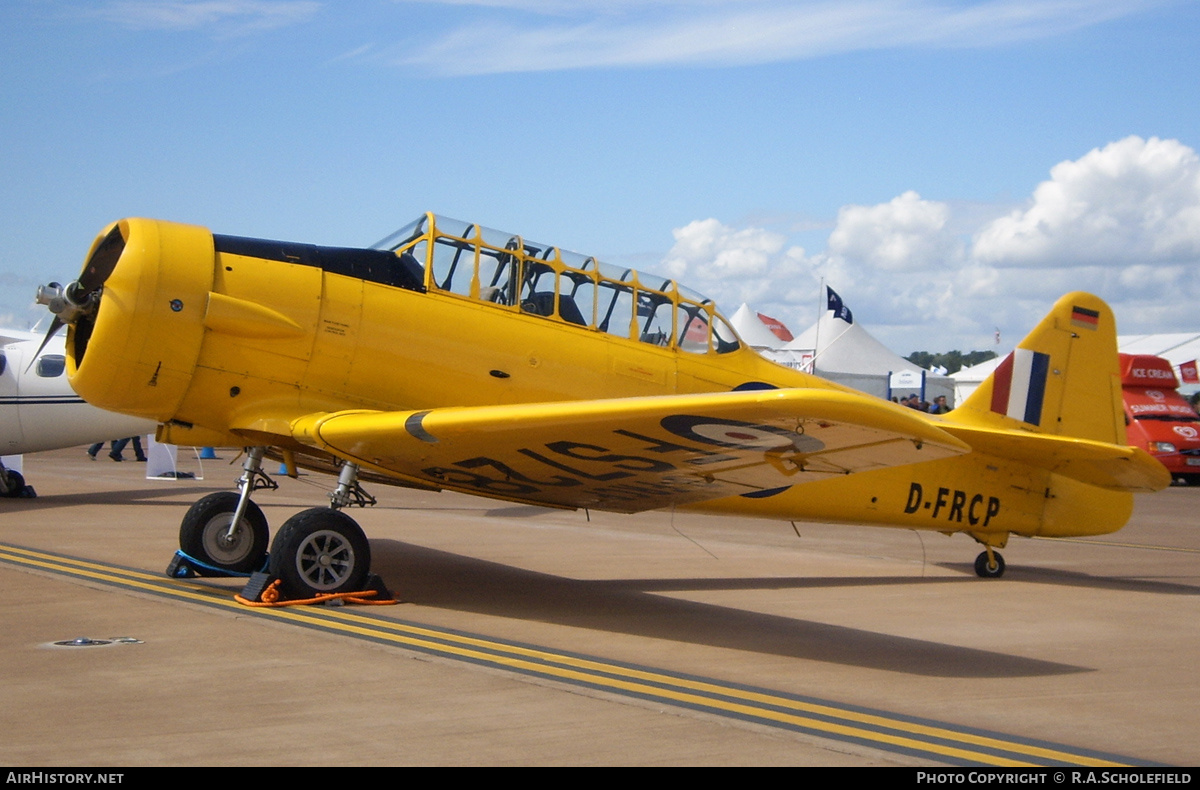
[990,348,1051,426]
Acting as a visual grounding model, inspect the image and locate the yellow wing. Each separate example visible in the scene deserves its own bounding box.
[289,388,970,513]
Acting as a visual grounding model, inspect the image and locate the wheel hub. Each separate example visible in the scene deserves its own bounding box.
[296,530,355,590]
[203,516,253,563]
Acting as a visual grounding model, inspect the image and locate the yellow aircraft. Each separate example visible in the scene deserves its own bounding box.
[35,214,1168,597]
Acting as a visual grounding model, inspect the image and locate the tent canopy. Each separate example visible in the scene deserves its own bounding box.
[760,310,952,402]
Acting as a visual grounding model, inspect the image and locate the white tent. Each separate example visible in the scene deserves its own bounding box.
[1117,333,1200,361]
[729,303,789,350]
[762,310,953,403]
[950,356,1003,405]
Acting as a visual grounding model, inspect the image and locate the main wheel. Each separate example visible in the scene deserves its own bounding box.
[179,492,269,573]
[974,550,1006,578]
[0,469,25,498]
[268,508,370,598]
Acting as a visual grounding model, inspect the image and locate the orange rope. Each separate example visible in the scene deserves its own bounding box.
[235,579,398,607]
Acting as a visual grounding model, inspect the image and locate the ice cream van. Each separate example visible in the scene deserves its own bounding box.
[1120,353,1200,484]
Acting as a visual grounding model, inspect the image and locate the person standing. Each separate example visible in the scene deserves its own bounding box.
[87,436,147,462]
[928,395,952,414]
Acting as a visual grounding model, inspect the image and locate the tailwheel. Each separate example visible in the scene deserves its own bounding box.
[268,507,370,598]
[974,549,1006,579]
[179,491,269,573]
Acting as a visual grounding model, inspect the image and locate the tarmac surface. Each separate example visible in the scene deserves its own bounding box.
[1,447,1198,766]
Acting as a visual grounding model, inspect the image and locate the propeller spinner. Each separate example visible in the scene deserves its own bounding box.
[31,224,126,364]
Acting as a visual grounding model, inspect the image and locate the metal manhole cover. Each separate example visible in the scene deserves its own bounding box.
[45,636,143,648]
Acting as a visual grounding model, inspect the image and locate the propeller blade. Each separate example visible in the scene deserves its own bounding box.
[25,317,64,373]
[77,225,125,295]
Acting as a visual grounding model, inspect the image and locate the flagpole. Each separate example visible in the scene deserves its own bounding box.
[813,278,823,374]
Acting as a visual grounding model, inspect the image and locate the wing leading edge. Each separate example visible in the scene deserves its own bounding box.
[289,389,970,513]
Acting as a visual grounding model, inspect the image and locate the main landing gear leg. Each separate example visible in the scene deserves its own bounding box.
[329,461,378,510]
[176,447,274,574]
[267,461,376,598]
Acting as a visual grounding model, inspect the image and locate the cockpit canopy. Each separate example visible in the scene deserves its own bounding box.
[373,214,741,354]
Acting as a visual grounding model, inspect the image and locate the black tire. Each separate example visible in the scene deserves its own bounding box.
[974,550,1005,578]
[268,508,370,598]
[179,491,269,573]
[0,469,25,498]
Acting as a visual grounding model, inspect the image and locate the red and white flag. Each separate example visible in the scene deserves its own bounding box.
[1180,360,1199,385]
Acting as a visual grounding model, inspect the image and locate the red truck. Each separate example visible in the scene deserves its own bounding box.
[1120,353,1200,484]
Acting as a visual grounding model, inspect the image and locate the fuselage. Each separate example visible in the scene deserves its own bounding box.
[60,215,1137,543]
[1,330,154,456]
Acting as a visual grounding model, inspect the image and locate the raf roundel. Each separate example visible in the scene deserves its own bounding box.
[660,415,825,453]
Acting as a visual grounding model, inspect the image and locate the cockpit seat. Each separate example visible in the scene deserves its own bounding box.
[521,291,556,317]
[520,292,588,326]
[556,294,587,326]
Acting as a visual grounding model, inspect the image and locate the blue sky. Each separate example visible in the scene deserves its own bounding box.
[2,0,1198,354]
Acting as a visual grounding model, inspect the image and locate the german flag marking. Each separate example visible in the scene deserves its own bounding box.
[1071,306,1100,331]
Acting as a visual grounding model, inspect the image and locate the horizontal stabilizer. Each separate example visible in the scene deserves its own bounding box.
[290,388,970,513]
[940,423,1170,492]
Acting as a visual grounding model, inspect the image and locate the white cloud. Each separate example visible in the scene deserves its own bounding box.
[973,136,1200,267]
[393,0,1166,75]
[781,191,971,344]
[661,218,807,309]
[827,191,961,272]
[664,218,786,278]
[661,136,1200,353]
[94,0,320,34]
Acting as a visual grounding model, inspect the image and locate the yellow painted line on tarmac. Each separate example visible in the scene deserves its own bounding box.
[0,541,1155,768]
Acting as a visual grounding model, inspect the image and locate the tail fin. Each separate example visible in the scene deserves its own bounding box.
[953,292,1125,444]
[945,293,1168,493]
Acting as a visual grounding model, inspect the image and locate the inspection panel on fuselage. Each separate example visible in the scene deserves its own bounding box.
[371,213,742,355]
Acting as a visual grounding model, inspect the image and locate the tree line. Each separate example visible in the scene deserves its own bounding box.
[904,350,997,375]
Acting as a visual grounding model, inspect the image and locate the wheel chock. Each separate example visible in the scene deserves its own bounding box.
[239,571,276,603]
[362,573,392,601]
[234,571,397,607]
[166,551,198,579]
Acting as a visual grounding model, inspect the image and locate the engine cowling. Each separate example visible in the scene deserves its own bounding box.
[67,218,214,422]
